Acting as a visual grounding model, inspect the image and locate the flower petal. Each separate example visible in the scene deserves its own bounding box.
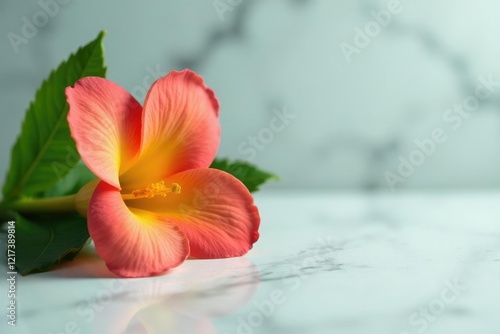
[88,181,189,278]
[119,70,220,190]
[66,77,143,189]
[125,169,260,259]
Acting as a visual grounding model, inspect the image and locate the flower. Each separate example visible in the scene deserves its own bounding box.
[66,70,260,278]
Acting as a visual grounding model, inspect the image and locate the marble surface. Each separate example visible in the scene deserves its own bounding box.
[1,191,500,334]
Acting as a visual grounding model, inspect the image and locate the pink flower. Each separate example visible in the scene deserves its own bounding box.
[66,70,260,278]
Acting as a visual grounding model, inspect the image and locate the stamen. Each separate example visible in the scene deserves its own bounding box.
[123,181,181,200]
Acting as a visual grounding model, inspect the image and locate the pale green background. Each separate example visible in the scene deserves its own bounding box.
[2,0,500,190]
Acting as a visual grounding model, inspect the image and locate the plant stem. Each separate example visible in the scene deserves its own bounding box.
[1,195,77,216]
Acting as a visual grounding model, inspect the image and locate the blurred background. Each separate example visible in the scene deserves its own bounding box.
[2,0,500,190]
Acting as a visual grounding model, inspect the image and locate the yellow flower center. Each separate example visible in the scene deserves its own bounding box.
[122,181,181,200]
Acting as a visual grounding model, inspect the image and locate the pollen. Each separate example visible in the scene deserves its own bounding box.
[130,181,182,199]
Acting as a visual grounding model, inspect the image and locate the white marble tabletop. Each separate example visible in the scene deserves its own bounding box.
[1,191,500,334]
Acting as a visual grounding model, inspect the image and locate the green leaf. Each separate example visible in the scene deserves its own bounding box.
[43,163,95,197]
[14,213,89,275]
[2,31,107,200]
[210,158,278,192]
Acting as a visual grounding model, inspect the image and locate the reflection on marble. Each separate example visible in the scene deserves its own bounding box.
[1,191,500,334]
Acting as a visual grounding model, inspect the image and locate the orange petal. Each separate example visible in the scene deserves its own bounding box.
[119,70,220,190]
[125,169,260,259]
[66,77,143,189]
[88,181,189,278]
